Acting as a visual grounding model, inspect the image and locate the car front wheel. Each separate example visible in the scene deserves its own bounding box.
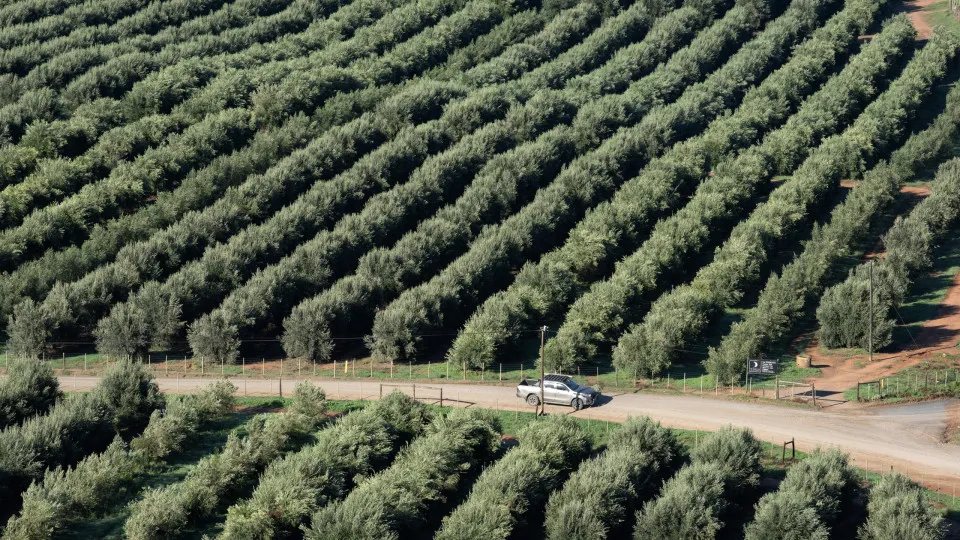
[526,394,540,406]
[571,398,583,411]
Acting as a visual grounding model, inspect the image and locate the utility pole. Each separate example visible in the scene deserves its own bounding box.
[539,325,547,416]
[868,260,874,363]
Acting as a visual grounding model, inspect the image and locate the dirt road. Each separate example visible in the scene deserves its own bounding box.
[60,375,960,489]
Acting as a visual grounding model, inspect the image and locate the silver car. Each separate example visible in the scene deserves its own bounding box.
[516,374,599,410]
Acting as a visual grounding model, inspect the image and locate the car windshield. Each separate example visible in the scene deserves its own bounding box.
[565,380,579,390]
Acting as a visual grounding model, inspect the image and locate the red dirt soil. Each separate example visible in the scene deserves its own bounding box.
[899,0,940,40]
[801,181,960,403]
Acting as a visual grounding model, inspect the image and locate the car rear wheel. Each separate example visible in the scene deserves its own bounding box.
[526,394,540,406]
[572,398,583,411]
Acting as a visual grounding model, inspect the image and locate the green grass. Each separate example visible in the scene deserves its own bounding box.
[926,1,960,39]
[842,354,960,403]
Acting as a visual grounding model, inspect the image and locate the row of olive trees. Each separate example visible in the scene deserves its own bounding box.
[132,10,590,363]
[633,426,764,539]
[303,408,502,539]
[611,33,958,379]
[0,0,299,143]
[859,473,945,540]
[565,0,714,97]
[0,0,319,187]
[53,0,385,115]
[0,360,163,521]
[278,0,714,365]
[230,0,697,365]
[0,358,61,430]
[0,0,547,326]
[0,0,438,147]
[746,449,859,539]
[0,0,602,360]
[123,381,328,540]
[0,0,149,65]
[0,0,305,92]
[221,391,430,538]
[546,10,912,374]
[365,0,818,364]
[452,0,889,370]
[3,5,520,359]
[710,87,960,382]
[0,0,505,232]
[0,0,84,27]
[460,0,653,88]
[817,156,960,350]
[0,0,602,330]
[2,380,236,540]
[0,0,479,271]
[89,0,662,363]
[544,417,684,539]
[434,416,590,539]
[423,8,547,81]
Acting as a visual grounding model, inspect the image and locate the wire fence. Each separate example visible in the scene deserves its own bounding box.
[855,368,960,402]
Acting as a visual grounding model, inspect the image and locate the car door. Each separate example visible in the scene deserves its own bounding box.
[542,382,558,404]
[546,382,568,405]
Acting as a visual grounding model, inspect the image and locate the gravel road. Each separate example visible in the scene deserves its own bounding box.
[59,375,960,489]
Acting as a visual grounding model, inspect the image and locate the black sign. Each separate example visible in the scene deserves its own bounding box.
[747,359,777,375]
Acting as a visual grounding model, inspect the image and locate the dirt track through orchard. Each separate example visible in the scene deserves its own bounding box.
[58,375,960,491]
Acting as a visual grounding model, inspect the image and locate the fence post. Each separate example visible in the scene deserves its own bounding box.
[500,363,502,382]
[165,355,168,376]
[62,352,65,371]
[428,361,431,379]
[463,362,466,381]
[84,353,87,371]
[379,383,382,398]
[446,361,449,379]
[201,356,204,376]
[440,388,443,407]
[409,362,412,379]
[412,384,416,401]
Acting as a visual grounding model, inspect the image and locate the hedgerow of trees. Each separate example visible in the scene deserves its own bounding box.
[710,85,960,381]
[2,381,236,539]
[453,0,890,370]
[368,0,825,364]
[544,416,684,539]
[434,415,590,540]
[124,381,327,539]
[816,156,960,350]
[303,408,502,540]
[612,32,957,379]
